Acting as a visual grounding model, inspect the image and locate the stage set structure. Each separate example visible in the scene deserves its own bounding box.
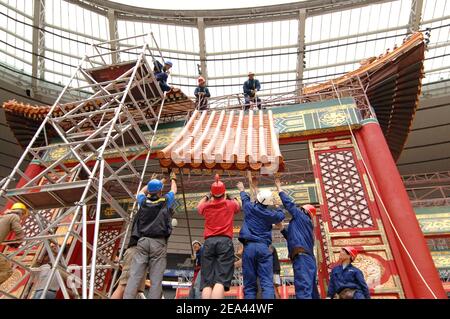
[0,31,447,299]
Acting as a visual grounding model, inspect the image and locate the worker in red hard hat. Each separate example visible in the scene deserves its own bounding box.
[275,178,319,299]
[197,174,241,299]
[194,76,211,110]
[327,246,370,299]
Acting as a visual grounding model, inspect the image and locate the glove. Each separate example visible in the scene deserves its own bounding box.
[170,171,177,181]
[226,194,235,201]
[171,218,178,227]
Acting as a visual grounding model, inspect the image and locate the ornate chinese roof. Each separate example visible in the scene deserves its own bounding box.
[304,32,426,161]
[156,109,284,172]
[2,33,426,163]
[2,87,194,148]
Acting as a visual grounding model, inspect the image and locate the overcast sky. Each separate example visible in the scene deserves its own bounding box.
[111,0,302,10]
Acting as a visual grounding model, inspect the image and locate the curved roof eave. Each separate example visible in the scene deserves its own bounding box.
[68,0,392,26]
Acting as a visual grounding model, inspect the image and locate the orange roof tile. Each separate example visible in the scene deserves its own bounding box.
[3,87,193,121]
[156,109,284,172]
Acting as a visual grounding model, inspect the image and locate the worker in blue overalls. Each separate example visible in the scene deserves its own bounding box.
[237,178,285,299]
[327,246,371,299]
[194,76,211,110]
[275,177,319,299]
[243,72,261,110]
[153,60,173,92]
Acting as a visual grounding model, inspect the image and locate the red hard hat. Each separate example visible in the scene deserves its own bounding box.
[211,174,226,197]
[198,76,205,84]
[343,246,358,261]
[302,204,316,218]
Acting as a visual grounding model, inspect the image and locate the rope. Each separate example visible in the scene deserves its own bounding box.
[179,172,194,257]
[329,79,439,299]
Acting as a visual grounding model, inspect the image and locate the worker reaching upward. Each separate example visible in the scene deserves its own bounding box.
[238,177,285,299]
[123,171,177,299]
[327,247,371,299]
[275,177,319,299]
[243,72,262,110]
[0,202,28,284]
[194,76,211,110]
[197,175,241,299]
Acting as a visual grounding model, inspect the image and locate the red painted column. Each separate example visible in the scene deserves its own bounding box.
[1,161,44,213]
[355,131,415,298]
[357,121,447,299]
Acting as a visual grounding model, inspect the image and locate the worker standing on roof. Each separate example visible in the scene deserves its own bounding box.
[0,203,27,284]
[197,175,241,299]
[275,178,319,299]
[243,72,262,110]
[238,177,285,299]
[154,60,173,92]
[194,76,211,110]
[327,247,371,299]
[123,171,177,299]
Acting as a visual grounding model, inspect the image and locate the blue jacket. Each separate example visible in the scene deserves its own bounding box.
[155,72,168,83]
[194,86,211,98]
[194,246,204,268]
[243,79,261,96]
[327,264,371,298]
[279,191,315,256]
[153,61,171,91]
[238,191,285,246]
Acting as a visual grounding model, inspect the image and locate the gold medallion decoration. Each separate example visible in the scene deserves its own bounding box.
[353,253,389,289]
[47,146,69,161]
[319,110,348,127]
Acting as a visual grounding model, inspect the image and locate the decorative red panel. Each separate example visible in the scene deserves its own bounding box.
[86,226,121,293]
[317,149,373,230]
[310,136,405,299]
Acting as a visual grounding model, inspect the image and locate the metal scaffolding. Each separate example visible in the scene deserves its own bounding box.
[0,33,167,299]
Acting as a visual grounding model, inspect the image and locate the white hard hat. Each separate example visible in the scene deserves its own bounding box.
[257,189,274,206]
[171,218,178,227]
[192,240,202,247]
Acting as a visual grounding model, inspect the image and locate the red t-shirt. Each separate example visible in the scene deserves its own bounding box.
[198,198,240,239]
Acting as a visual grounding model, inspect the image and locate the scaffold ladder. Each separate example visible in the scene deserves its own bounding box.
[0,33,166,299]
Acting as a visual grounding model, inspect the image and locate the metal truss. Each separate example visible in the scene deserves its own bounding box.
[402,171,450,187]
[407,185,450,207]
[205,73,374,120]
[0,33,167,299]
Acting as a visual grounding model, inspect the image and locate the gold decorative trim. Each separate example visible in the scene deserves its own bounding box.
[329,229,382,237]
[377,220,394,261]
[363,173,375,202]
[315,178,323,205]
[392,275,405,299]
[308,139,316,165]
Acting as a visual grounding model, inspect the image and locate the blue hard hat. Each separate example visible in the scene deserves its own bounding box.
[165,60,173,67]
[147,179,163,193]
